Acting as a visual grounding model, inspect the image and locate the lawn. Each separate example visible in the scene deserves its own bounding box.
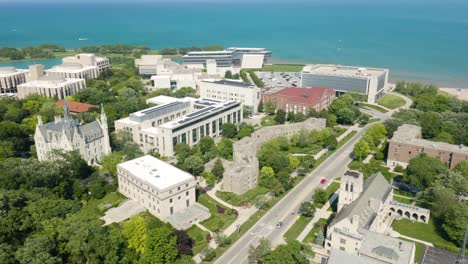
[394,188,417,198]
[304,218,328,244]
[393,195,413,205]
[216,186,269,206]
[186,225,209,255]
[198,194,237,232]
[378,94,406,109]
[260,64,305,72]
[359,103,389,113]
[314,182,340,208]
[80,192,127,218]
[288,144,323,155]
[283,216,312,242]
[392,218,460,253]
[260,115,276,126]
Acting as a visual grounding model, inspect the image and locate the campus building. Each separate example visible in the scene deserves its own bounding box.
[62,53,111,72]
[301,64,389,104]
[34,99,111,165]
[326,171,430,264]
[199,79,262,115]
[117,155,210,229]
[262,87,335,114]
[47,53,110,80]
[387,124,468,169]
[182,47,272,69]
[0,67,28,94]
[135,55,163,75]
[115,96,243,156]
[17,64,86,99]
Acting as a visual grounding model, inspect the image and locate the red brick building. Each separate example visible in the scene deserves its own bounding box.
[262,87,335,114]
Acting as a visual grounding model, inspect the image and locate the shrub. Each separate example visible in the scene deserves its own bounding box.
[216,204,226,214]
[201,248,216,261]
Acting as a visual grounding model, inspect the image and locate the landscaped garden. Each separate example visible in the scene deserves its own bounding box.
[198,194,238,232]
[378,94,406,109]
[304,218,328,244]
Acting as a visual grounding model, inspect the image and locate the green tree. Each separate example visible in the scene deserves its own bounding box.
[264,101,276,115]
[275,109,286,124]
[122,215,148,255]
[224,70,233,79]
[313,189,328,205]
[217,138,233,160]
[199,136,215,155]
[260,241,312,264]
[288,154,300,170]
[201,171,216,186]
[140,227,178,264]
[211,159,225,180]
[99,152,123,177]
[336,108,355,125]
[215,234,231,247]
[353,139,371,161]
[201,248,216,261]
[443,203,468,245]
[184,155,205,175]
[248,238,271,262]
[221,123,238,138]
[299,202,316,217]
[175,143,192,164]
[15,235,61,264]
[406,154,447,190]
[323,135,338,150]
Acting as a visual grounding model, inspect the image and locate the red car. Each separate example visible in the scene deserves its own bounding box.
[320,178,327,185]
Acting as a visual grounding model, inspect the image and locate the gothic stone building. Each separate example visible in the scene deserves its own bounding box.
[34,100,111,164]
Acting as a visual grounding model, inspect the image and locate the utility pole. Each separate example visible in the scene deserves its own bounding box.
[455,227,468,264]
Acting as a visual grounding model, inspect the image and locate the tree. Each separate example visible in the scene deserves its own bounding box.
[406,154,447,190]
[258,100,264,113]
[260,241,312,264]
[248,238,271,262]
[288,154,300,170]
[296,129,310,148]
[236,125,254,139]
[221,123,238,138]
[336,108,355,125]
[201,248,216,261]
[315,230,325,246]
[383,119,403,138]
[140,227,178,264]
[275,109,286,124]
[442,204,468,245]
[99,152,123,177]
[323,135,338,150]
[174,230,194,256]
[217,138,233,160]
[243,105,250,118]
[15,235,61,264]
[264,101,276,115]
[175,143,191,163]
[199,136,215,155]
[287,112,295,122]
[353,139,371,161]
[201,171,216,186]
[224,70,233,79]
[313,189,328,205]
[184,155,205,175]
[211,159,225,180]
[122,215,148,254]
[299,202,315,217]
[366,124,387,146]
[215,234,231,247]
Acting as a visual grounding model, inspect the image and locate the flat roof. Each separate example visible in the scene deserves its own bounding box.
[184,50,233,55]
[118,155,194,190]
[146,95,183,105]
[302,64,388,78]
[203,79,255,88]
[0,68,27,77]
[18,77,84,88]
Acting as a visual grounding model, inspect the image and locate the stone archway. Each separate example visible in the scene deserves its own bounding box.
[397,209,403,217]
[421,215,427,223]
[412,213,418,221]
[404,211,411,219]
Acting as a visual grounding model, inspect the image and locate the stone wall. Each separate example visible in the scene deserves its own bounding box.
[222,118,326,194]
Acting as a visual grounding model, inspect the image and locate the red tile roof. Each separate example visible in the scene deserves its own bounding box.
[55,100,97,113]
[272,87,335,105]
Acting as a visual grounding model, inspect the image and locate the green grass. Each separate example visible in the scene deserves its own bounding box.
[260,64,305,72]
[393,195,413,205]
[394,189,416,198]
[79,192,127,218]
[378,94,406,109]
[260,115,277,126]
[186,225,209,255]
[216,187,269,206]
[399,237,425,263]
[304,218,328,244]
[359,103,389,113]
[392,218,460,254]
[288,144,323,154]
[284,216,312,242]
[314,182,340,208]
[198,194,237,232]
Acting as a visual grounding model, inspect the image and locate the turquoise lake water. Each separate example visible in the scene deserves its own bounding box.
[1,2,467,87]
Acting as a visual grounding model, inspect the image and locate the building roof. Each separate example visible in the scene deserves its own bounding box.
[330,172,392,229]
[266,87,335,105]
[118,155,194,190]
[392,124,468,154]
[203,79,255,88]
[55,100,97,113]
[421,245,467,264]
[328,248,380,264]
[0,67,27,77]
[360,229,415,264]
[302,64,388,78]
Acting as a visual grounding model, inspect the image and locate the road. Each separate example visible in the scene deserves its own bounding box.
[215,93,411,264]
[215,125,368,264]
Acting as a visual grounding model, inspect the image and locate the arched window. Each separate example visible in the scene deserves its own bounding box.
[350,183,354,192]
[345,182,349,191]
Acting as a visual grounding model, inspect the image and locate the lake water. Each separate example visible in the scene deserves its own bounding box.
[1,2,467,87]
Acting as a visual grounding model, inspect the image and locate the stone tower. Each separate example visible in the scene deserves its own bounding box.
[337,170,364,212]
[99,103,112,155]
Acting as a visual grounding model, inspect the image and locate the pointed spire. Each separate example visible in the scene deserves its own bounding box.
[63,98,72,120]
[100,103,107,126]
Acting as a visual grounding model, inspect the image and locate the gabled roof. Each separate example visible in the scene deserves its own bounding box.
[330,172,392,229]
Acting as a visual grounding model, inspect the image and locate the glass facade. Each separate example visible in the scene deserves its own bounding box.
[302,74,369,94]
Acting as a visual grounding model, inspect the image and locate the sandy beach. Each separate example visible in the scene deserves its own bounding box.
[439,87,468,101]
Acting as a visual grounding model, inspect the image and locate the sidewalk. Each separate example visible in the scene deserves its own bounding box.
[296,193,337,242]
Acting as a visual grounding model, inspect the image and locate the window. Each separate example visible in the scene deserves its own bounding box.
[178,186,181,191]
[186,200,190,207]
[339,247,345,251]
[178,196,181,200]
[169,198,173,203]
[186,191,189,196]
[340,238,346,244]
[170,207,173,215]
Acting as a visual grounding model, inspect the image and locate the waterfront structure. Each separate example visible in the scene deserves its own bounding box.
[115,96,243,156]
[182,47,272,69]
[135,55,163,75]
[301,64,389,103]
[387,124,468,169]
[199,79,262,114]
[34,99,111,164]
[325,171,430,264]
[219,118,326,194]
[47,53,110,80]
[17,64,86,99]
[117,155,210,229]
[262,87,335,114]
[0,67,28,94]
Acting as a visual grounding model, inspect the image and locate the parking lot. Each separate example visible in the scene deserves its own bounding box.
[256,71,301,88]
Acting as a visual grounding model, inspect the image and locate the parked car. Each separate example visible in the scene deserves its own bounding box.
[276,222,283,229]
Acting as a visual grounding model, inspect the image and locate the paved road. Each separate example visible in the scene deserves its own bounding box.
[215,126,369,264]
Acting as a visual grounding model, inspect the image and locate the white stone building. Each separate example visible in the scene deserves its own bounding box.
[62,53,110,72]
[325,171,430,264]
[17,64,86,99]
[115,96,242,157]
[199,79,262,115]
[0,67,28,94]
[47,53,110,80]
[117,155,210,229]
[34,100,111,164]
[135,55,163,75]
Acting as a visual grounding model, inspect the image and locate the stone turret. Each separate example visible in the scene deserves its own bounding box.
[338,170,364,212]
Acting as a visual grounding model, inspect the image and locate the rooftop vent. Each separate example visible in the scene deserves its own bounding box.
[303,93,310,98]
